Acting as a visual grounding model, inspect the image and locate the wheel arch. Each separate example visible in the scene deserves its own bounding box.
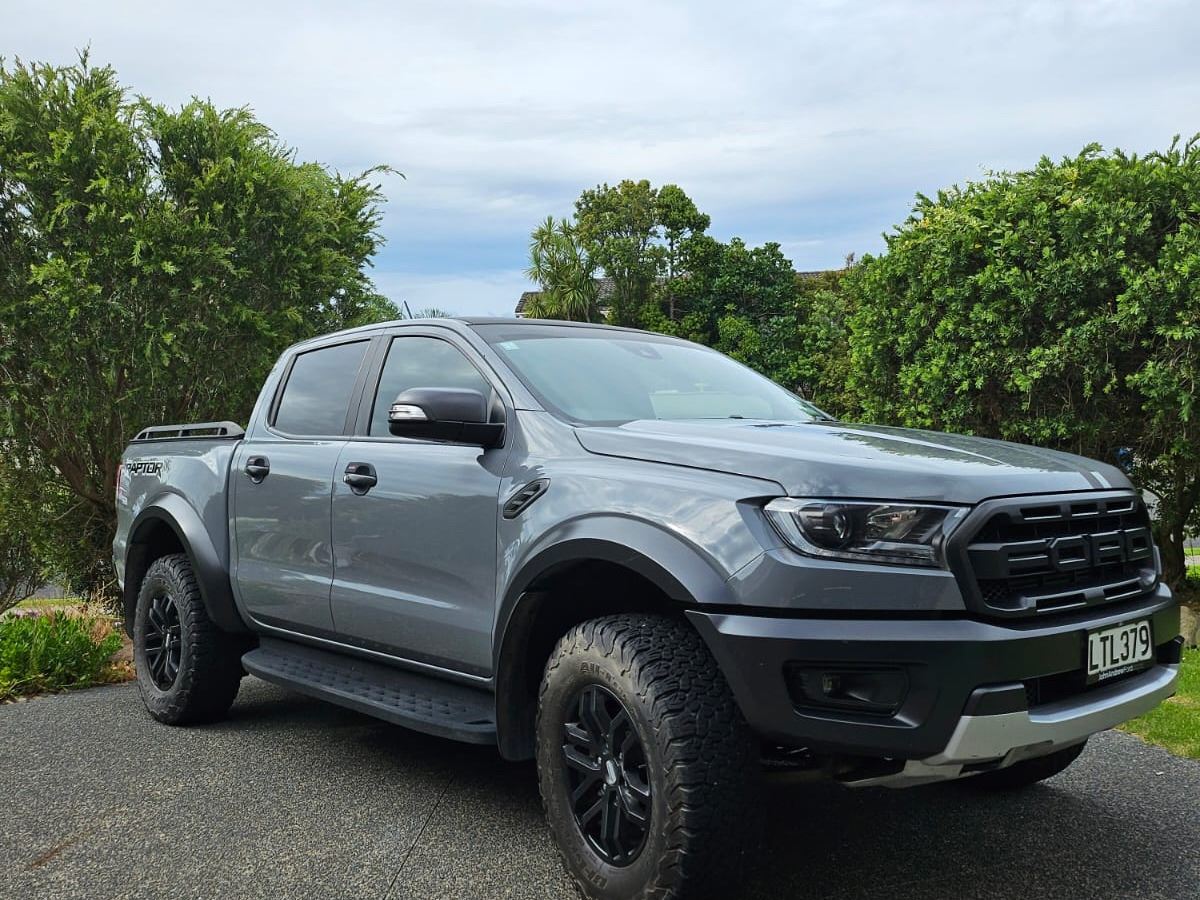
[123,494,248,636]
[493,529,735,760]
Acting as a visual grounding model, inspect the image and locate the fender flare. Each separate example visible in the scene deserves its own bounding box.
[492,519,736,759]
[123,494,248,635]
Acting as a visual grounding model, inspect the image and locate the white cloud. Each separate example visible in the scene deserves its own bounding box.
[7,0,1200,315]
[372,269,533,319]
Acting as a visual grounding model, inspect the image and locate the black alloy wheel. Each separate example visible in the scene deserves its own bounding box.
[133,554,244,724]
[561,683,652,866]
[537,614,762,900]
[142,591,182,690]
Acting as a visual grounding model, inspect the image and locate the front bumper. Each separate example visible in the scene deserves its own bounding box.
[687,584,1180,764]
[850,662,1178,786]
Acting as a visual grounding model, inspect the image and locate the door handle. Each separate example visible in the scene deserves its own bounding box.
[244,456,270,483]
[343,462,378,495]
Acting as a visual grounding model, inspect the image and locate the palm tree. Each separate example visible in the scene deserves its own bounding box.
[525,217,598,322]
[407,306,454,319]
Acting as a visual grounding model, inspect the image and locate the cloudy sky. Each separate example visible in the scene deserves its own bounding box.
[8,0,1199,316]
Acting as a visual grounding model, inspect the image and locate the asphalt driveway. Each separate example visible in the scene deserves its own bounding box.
[2,679,1198,900]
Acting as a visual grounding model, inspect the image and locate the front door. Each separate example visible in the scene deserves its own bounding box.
[330,332,508,675]
[232,339,371,634]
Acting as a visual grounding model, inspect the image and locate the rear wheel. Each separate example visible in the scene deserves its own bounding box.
[962,741,1087,791]
[536,614,760,900]
[133,553,243,724]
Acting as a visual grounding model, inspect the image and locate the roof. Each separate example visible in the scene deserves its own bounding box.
[283,315,649,356]
[459,317,647,333]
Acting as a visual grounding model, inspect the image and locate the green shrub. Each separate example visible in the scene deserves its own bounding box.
[0,455,49,614]
[845,140,1200,589]
[0,612,123,700]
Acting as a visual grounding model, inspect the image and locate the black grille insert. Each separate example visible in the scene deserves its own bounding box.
[951,492,1157,618]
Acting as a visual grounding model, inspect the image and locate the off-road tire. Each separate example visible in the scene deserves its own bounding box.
[133,553,243,724]
[962,741,1087,791]
[536,614,761,900]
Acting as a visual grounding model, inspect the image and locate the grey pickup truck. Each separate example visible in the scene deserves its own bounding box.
[114,317,1180,900]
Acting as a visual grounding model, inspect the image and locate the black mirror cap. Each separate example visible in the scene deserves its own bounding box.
[387,387,505,449]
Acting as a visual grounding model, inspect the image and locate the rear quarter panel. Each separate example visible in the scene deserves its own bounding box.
[114,439,238,591]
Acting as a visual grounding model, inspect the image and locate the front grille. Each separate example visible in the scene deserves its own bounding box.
[949,492,1158,619]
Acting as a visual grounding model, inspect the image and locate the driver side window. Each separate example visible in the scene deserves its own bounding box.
[368,336,494,436]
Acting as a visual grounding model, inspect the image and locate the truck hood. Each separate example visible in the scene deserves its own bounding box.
[573,420,1131,504]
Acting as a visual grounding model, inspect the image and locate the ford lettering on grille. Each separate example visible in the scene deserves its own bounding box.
[948,492,1159,618]
[968,526,1153,580]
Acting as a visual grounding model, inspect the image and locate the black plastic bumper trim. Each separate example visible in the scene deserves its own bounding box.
[687,584,1178,759]
[962,683,1028,716]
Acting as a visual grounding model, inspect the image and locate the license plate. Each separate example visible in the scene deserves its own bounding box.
[1087,619,1153,683]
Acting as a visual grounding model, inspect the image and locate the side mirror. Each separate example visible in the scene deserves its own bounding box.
[388,387,505,449]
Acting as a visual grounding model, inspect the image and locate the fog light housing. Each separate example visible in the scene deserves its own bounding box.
[785,665,909,716]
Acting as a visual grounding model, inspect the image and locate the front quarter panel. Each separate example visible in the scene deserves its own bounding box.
[495,412,783,631]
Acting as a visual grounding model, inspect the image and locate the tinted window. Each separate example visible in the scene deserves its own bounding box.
[274,341,368,436]
[369,336,493,435]
[474,325,828,426]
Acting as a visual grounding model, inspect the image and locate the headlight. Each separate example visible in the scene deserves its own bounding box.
[763,499,968,568]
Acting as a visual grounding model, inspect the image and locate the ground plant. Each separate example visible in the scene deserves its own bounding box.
[0,610,128,701]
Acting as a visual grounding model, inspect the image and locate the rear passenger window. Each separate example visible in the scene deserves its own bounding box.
[274,341,369,436]
[369,336,493,436]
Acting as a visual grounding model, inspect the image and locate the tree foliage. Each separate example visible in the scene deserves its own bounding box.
[847,140,1200,586]
[572,180,709,325]
[666,237,801,350]
[524,216,598,321]
[0,451,48,612]
[528,181,853,408]
[0,55,398,599]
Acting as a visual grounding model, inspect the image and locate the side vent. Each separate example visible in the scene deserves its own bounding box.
[503,479,550,519]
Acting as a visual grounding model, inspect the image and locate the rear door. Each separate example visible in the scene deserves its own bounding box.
[329,329,509,675]
[232,338,373,634]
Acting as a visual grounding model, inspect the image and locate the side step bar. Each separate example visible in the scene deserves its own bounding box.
[242,638,497,745]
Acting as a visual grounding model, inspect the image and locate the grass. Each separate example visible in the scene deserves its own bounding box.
[9,596,83,614]
[1119,648,1200,759]
[0,610,132,702]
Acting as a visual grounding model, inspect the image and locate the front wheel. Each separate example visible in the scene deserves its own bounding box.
[536,614,761,900]
[133,553,243,724]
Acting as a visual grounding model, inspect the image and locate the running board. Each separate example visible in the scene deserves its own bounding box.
[242,638,496,745]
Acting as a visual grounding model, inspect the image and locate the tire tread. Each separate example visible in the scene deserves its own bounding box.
[135,553,242,725]
[537,614,760,900]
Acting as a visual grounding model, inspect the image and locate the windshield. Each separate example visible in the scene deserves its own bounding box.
[475,324,830,426]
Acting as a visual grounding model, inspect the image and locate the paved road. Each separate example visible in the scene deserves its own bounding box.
[2,679,1198,900]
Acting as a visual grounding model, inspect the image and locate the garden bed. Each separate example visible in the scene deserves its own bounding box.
[0,605,134,702]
